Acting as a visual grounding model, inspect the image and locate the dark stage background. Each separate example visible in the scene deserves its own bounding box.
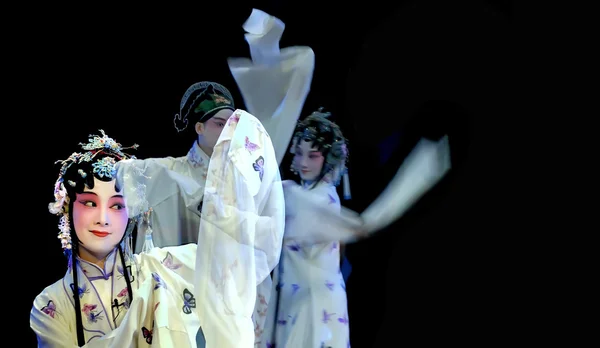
[17,0,511,346]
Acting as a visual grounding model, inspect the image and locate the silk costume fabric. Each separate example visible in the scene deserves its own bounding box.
[116,109,284,348]
[226,10,316,345]
[258,136,452,347]
[117,8,314,347]
[30,244,200,347]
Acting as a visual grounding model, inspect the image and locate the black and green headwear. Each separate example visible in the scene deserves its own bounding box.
[174,81,235,132]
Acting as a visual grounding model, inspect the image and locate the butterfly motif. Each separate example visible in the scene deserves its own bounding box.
[88,311,103,323]
[291,284,300,294]
[161,252,182,271]
[152,272,166,290]
[244,136,260,154]
[325,281,335,291]
[228,113,240,124]
[82,303,97,315]
[287,242,301,252]
[117,287,128,297]
[338,313,349,325]
[182,288,196,314]
[41,300,59,318]
[70,282,88,299]
[254,321,263,338]
[141,321,154,344]
[322,310,336,323]
[252,156,264,181]
[328,194,337,204]
[83,305,104,323]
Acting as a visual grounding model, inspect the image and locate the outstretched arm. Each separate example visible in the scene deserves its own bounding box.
[284,136,452,244]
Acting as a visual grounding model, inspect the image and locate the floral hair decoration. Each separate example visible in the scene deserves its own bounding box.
[290,108,349,185]
[49,130,139,259]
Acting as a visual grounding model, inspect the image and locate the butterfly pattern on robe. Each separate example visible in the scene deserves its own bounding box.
[41,300,59,318]
[322,310,335,324]
[141,320,155,344]
[245,136,260,154]
[328,194,337,204]
[338,313,349,325]
[70,282,89,299]
[330,242,338,253]
[152,272,166,290]
[161,252,182,271]
[253,156,264,181]
[228,112,241,125]
[182,288,196,314]
[254,321,264,346]
[291,284,300,295]
[277,313,298,327]
[117,287,128,298]
[112,287,131,320]
[286,242,301,252]
[82,303,104,323]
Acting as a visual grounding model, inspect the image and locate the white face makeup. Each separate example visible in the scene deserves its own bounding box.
[72,178,128,264]
[196,108,234,156]
[293,140,325,182]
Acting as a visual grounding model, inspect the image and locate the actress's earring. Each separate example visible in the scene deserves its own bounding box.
[289,163,298,175]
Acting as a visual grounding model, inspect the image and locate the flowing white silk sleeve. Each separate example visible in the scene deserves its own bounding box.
[284,136,453,244]
[228,8,315,165]
[115,158,203,218]
[195,110,284,348]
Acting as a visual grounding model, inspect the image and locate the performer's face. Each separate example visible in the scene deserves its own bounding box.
[293,140,325,182]
[72,178,129,265]
[196,109,234,155]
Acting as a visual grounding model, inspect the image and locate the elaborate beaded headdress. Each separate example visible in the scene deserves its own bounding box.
[48,130,139,260]
[290,108,350,196]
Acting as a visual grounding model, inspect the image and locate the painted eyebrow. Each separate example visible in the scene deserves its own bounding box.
[80,192,124,199]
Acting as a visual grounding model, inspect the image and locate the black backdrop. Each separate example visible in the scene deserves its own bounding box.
[16,0,511,346]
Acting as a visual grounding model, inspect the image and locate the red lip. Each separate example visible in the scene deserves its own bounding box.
[90,230,110,237]
[301,170,310,174]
